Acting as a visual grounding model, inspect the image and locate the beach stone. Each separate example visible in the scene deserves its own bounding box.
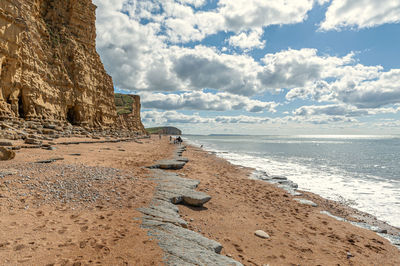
[149,159,186,170]
[374,229,388,234]
[155,160,186,170]
[277,180,298,189]
[0,140,13,146]
[271,176,287,180]
[175,157,189,162]
[42,128,55,135]
[157,187,211,207]
[182,192,211,207]
[254,230,270,239]
[0,147,16,161]
[294,198,318,207]
[25,138,41,145]
[43,123,56,129]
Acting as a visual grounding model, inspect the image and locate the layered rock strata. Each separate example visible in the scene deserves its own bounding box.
[117,95,146,133]
[0,0,145,133]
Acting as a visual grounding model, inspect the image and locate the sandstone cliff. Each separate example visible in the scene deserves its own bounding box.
[0,0,142,132]
[116,94,146,134]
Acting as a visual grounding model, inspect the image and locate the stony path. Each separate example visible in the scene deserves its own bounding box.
[140,146,243,266]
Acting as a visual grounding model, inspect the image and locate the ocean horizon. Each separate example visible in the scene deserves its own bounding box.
[184,134,400,229]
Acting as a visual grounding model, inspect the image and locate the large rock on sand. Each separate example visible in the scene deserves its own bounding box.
[156,160,186,170]
[0,147,16,160]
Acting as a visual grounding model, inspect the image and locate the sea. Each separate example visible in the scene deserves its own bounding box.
[183,135,400,229]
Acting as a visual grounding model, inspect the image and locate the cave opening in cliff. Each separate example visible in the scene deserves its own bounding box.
[18,96,25,118]
[67,107,78,125]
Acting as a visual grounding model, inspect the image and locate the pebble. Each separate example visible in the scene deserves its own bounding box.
[254,230,270,239]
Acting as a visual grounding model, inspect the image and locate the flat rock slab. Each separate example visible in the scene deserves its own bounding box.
[139,208,188,228]
[140,156,242,266]
[142,220,222,253]
[175,157,189,162]
[294,198,318,207]
[150,229,242,266]
[155,160,186,170]
[35,157,64,164]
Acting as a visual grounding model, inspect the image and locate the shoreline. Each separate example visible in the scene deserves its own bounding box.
[178,143,400,265]
[185,140,400,242]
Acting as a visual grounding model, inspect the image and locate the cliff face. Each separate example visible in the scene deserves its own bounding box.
[147,127,182,135]
[0,0,117,128]
[116,94,146,134]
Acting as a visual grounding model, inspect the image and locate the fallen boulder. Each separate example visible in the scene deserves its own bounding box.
[0,147,16,161]
[154,159,186,170]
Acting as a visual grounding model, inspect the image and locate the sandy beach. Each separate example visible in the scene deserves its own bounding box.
[1,137,399,265]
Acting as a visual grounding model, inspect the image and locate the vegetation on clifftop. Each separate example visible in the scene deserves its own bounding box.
[115,93,133,115]
[146,127,182,135]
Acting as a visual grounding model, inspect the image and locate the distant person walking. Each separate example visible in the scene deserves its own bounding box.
[177,136,182,145]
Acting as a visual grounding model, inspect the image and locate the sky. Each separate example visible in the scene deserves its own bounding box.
[93,0,400,135]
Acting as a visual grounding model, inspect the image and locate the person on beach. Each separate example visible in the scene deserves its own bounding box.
[177,136,182,145]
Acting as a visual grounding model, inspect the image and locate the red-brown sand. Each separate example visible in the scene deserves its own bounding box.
[0,137,170,265]
[1,137,399,265]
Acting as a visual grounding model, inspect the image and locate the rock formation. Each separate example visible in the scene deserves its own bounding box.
[0,0,145,133]
[117,95,146,133]
[147,127,182,135]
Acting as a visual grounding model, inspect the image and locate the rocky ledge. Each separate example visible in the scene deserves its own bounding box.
[140,146,242,266]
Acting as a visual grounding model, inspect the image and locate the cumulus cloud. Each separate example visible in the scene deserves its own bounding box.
[141,110,271,125]
[293,104,370,117]
[228,29,266,51]
[339,69,400,108]
[113,0,326,44]
[218,0,315,32]
[142,110,358,127]
[258,48,354,91]
[93,0,400,132]
[286,67,400,109]
[320,0,400,31]
[142,110,210,124]
[141,91,278,112]
[172,46,262,95]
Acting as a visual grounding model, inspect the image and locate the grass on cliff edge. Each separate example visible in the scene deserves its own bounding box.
[145,127,164,134]
[115,93,134,115]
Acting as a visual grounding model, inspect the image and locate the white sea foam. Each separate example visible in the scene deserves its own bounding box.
[184,136,400,228]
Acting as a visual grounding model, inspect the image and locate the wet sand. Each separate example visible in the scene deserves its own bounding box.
[1,137,399,265]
